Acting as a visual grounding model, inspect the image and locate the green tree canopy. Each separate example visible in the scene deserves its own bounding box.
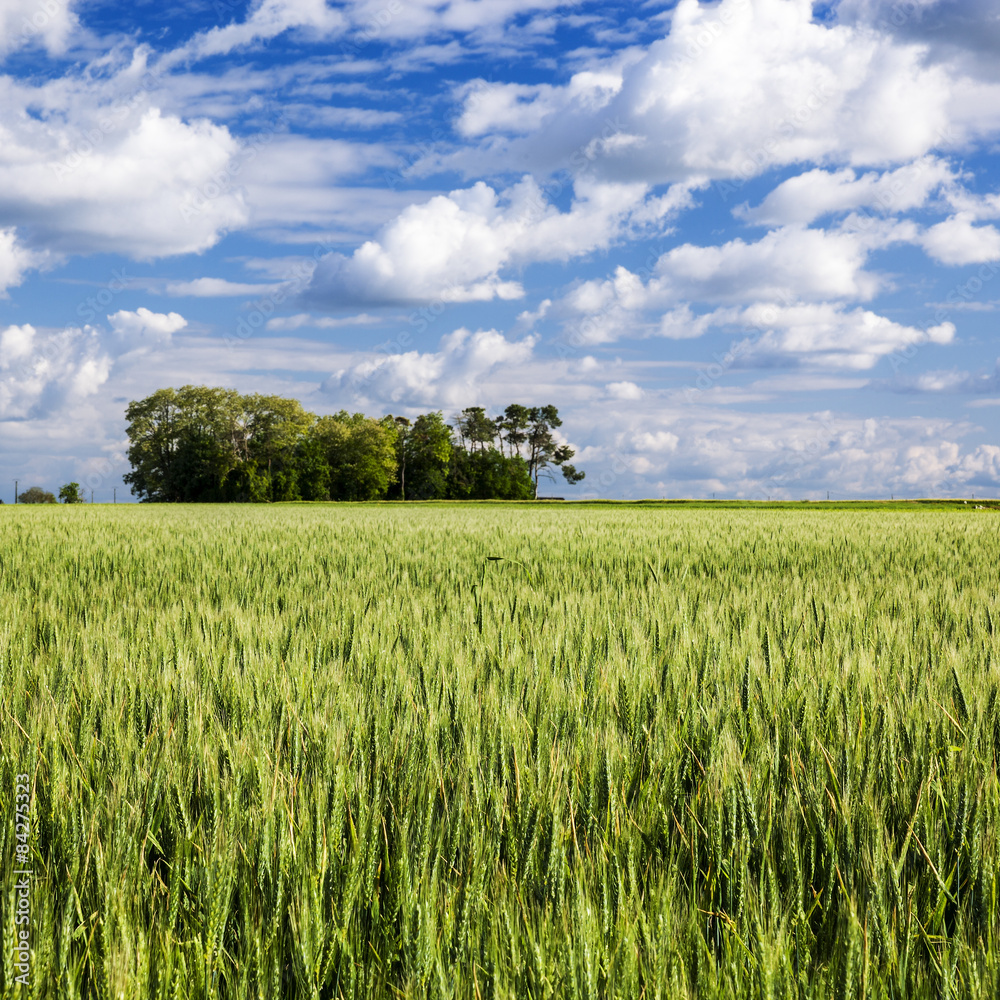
[19,486,57,504]
[404,412,452,500]
[447,448,534,500]
[59,482,85,504]
[122,388,585,502]
[123,385,243,502]
[454,406,498,454]
[314,412,398,501]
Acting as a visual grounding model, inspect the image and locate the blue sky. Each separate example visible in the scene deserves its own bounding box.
[3,0,1000,500]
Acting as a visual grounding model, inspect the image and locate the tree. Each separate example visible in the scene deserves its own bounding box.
[242,394,314,500]
[314,412,398,501]
[122,388,587,503]
[390,416,411,500]
[19,486,56,504]
[124,386,244,502]
[293,433,332,501]
[521,405,585,496]
[404,412,452,499]
[454,407,497,454]
[59,482,85,504]
[496,404,530,459]
[493,404,585,497]
[448,448,534,500]
[221,459,271,503]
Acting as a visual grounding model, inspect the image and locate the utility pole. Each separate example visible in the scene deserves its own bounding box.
[90,490,94,504]
[113,488,116,504]
[13,480,17,504]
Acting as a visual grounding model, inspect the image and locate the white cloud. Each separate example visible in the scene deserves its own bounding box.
[555,223,911,345]
[174,0,590,63]
[836,0,1000,82]
[322,327,537,407]
[239,135,398,235]
[344,0,585,45]
[0,323,111,419]
[652,226,894,304]
[305,177,649,306]
[455,70,623,137]
[0,229,49,296]
[266,312,384,330]
[178,0,347,60]
[630,429,679,453]
[558,272,715,344]
[571,401,1000,499]
[876,360,1000,395]
[445,0,1000,186]
[0,324,36,365]
[739,158,957,227]
[556,264,955,369]
[166,278,283,297]
[0,102,246,257]
[919,213,1000,265]
[108,308,187,345]
[727,303,955,370]
[606,380,644,400]
[0,0,79,57]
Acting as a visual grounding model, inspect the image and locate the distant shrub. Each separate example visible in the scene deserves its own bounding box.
[19,486,57,504]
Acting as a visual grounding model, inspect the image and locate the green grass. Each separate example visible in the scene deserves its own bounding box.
[2,504,999,998]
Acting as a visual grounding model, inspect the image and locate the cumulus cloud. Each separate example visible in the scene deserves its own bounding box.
[918,214,1000,265]
[572,402,1000,499]
[108,308,187,346]
[741,172,1000,267]
[305,177,650,306]
[455,70,623,137]
[0,323,111,419]
[0,0,79,57]
[836,0,1000,80]
[554,222,913,344]
[652,225,899,304]
[321,327,537,407]
[727,303,955,370]
[606,380,644,400]
[0,229,49,296]
[556,267,954,369]
[557,273,716,344]
[444,0,1000,185]
[0,100,246,257]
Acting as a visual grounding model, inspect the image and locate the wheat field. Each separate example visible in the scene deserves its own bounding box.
[1,504,999,998]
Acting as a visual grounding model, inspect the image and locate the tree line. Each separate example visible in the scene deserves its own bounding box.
[4,483,85,504]
[123,386,584,503]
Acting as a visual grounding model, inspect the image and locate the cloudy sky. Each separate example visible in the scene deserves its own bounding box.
[2,0,1000,500]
